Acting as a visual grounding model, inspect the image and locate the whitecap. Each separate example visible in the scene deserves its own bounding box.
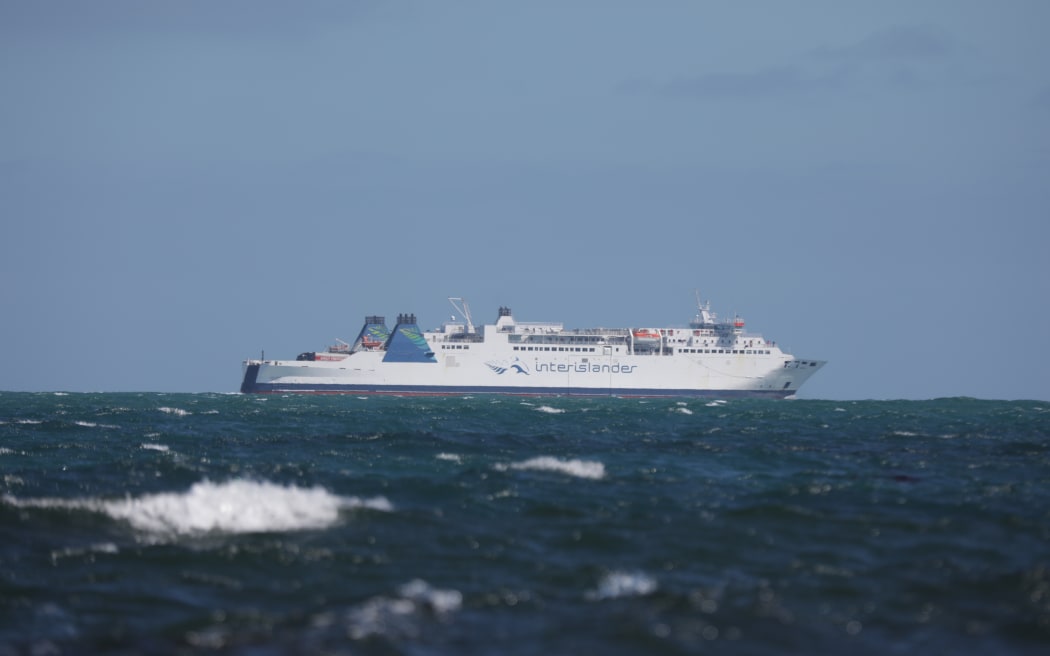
[586,571,658,600]
[158,407,191,416]
[3,479,393,536]
[74,420,119,429]
[50,543,119,562]
[0,447,14,455]
[16,419,43,425]
[675,407,694,415]
[344,579,462,640]
[398,579,463,614]
[436,453,462,464]
[499,456,605,480]
[534,406,565,414]
[141,443,170,452]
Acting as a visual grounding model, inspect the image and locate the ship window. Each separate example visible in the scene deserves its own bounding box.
[810,362,817,366]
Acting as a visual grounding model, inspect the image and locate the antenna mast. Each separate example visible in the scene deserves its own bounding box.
[447,297,475,334]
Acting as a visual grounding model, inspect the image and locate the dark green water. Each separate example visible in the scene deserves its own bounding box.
[1,393,1048,654]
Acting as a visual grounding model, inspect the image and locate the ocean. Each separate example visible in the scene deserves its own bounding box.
[1,393,1047,655]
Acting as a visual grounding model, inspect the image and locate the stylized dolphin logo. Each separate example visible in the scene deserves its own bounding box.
[485,357,530,375]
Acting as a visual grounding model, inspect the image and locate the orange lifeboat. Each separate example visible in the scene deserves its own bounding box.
[632,329,662,350]
[360,336,384,350]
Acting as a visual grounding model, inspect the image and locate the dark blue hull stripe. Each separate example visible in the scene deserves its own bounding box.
[240,380,791,399]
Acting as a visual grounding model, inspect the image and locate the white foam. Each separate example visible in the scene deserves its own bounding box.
[51,542,119,561]
[3,479,393,536]
[141,443,170,452]
[158,407,191,416]
[398,579,463,614]
[586,571,658,600]
[705,400,727,407]
[0,447,14,455]
[74,420,119,429]
[534,405,565,414]
[16,419,43,425]
[497,456,605,480]
[345,579,462,640]
[675,407,694,415]
[436,453,462,464]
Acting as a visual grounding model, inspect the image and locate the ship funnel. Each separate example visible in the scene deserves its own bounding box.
[353,316,390,351]
[383,313,437,363]
[496,305,515,331]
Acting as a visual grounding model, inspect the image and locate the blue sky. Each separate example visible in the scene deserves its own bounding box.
[2,1,1048,399]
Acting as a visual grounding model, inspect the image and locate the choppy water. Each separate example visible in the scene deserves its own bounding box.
[1,393,1048,655]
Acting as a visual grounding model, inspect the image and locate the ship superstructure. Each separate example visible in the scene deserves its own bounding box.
[240,295,825,398]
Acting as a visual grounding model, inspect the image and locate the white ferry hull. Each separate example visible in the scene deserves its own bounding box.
[240,300,825,398]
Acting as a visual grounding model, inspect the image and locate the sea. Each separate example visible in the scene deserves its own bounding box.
[1,393,1048,655]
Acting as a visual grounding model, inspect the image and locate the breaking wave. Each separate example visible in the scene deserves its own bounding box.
[2,479,392,536]
[158,407,191,416]
[338,579,463,640]
[586,570,658,600]
[496,456,606,480]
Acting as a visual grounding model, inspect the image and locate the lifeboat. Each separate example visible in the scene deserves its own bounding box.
[632,329,662,350]
[360,336,384,350]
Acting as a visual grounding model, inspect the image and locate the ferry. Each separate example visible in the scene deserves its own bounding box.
[240,295,825,398]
